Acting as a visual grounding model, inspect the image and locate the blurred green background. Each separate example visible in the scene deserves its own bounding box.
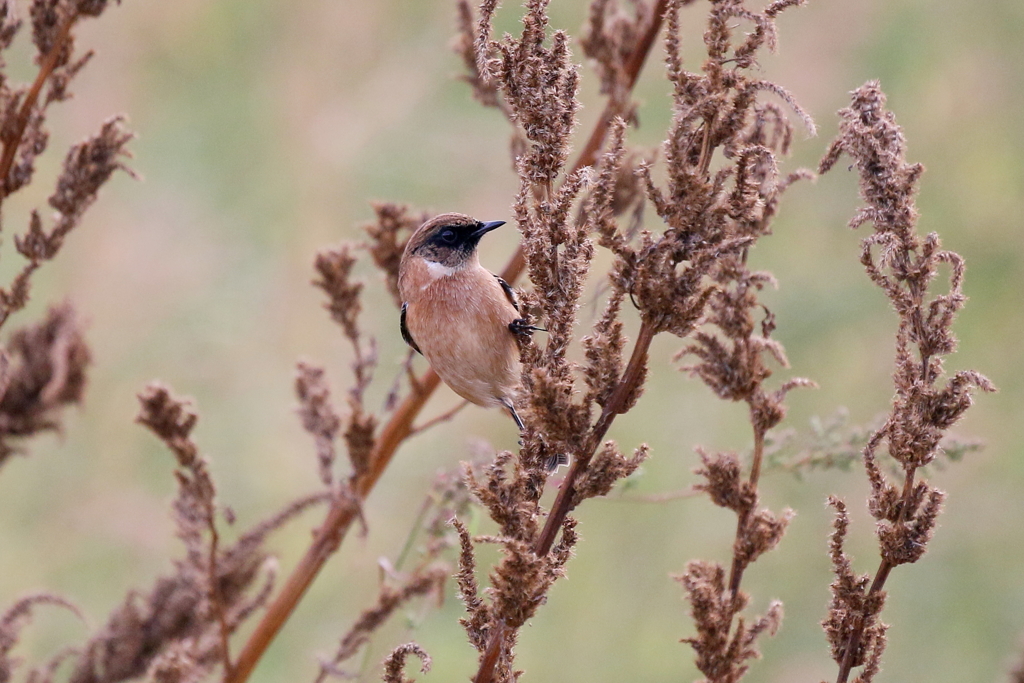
[0,0,1021,681]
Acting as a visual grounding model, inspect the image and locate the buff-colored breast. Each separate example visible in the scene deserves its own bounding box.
[400,259,521,408]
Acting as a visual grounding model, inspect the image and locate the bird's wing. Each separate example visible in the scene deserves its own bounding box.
[400,302,422,354]
[495,275,520,314]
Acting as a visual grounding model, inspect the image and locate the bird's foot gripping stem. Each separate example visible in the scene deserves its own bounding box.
[509,318,545,336]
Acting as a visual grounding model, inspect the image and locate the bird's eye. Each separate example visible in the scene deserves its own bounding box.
[439,228,457,244]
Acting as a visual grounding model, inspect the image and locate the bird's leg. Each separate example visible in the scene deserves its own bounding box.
[503,400,526,432]
[502,398,568,471]
[509,318,546,335]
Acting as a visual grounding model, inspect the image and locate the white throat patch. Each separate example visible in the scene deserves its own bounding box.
[417,258,462,286]
[423,259,460,285]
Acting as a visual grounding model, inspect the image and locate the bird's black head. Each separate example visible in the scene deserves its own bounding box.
[407,213,506,268]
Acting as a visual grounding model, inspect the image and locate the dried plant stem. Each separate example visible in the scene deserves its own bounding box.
[227,372,440,683]
[472,317,658,683]
[225,6,671,681]
[834,466,916,683]
[0,11,78,199]
[408,399,469,436]
[749,427,765,488]
[393,493,435,572]
[536,316,658,555]
[472,621,508,683]
[207,518,234,680]
[727,425,765,600]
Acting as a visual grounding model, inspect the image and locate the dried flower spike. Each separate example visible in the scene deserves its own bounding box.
[819,81,994,683]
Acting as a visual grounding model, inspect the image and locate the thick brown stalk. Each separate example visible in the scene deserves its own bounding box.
[472,621,509,683]
[472,318,659,683]
[226,372,440,683]
[534,317,658,556]
[0,12,78,200]
[227,4,669,681]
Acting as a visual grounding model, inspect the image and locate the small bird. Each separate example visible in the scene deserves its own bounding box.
[398,212,536,433]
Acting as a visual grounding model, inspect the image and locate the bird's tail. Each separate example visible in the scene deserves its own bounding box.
[543,452,570,472]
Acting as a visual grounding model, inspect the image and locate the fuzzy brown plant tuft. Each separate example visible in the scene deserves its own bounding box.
[1,112,134,329]
[818,81,995,683]
[380,643,431,683]
[0,303,89,465]
[0,0,130,470]
[58,385,328,683]
[315,570,446,683]
[0,593,83,683]
[820,497,887,678]
[312,241,381,480]
[296,362,343,487]
[362,202,431,308]
[676,561,783,683]
[581,0,651,116]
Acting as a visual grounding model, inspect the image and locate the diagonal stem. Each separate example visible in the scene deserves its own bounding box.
[472,317,659,683]
[226,372,440,683]
[0,12,78,201]
[533,317,658,556]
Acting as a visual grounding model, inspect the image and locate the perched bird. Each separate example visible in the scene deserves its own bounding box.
[398,212,535,433]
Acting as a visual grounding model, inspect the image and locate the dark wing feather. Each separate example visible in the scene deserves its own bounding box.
[495,275,520,313]
[400,302,422,354]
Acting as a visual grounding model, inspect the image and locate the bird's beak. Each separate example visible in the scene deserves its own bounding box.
[472,220,506,237]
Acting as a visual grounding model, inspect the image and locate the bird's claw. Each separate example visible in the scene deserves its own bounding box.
[509,318,545,336]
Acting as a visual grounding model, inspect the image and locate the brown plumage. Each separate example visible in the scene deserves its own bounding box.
[398,213,533,431]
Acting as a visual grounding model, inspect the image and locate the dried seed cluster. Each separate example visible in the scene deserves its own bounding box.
[0,0,132,464]
[818,81,995,683]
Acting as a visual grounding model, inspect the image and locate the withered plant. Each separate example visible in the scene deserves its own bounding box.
[817,81,995,683]
[445,0,823,679]
[0,0,133,466]
[0,1,999,683]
